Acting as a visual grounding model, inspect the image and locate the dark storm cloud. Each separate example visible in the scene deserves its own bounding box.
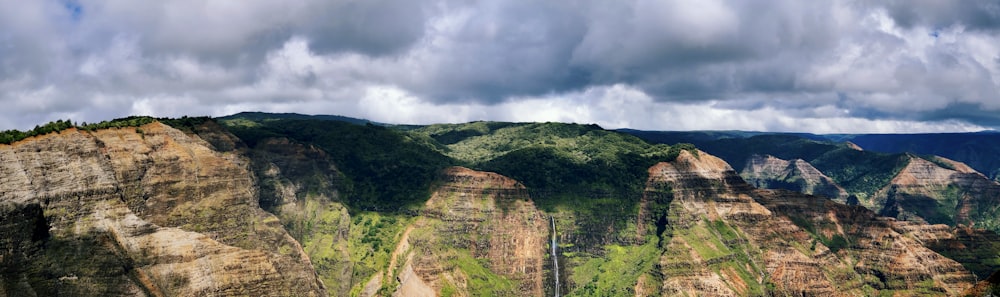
[881,0,1000,31]
[300,0,429,56]
[0,0,998,132]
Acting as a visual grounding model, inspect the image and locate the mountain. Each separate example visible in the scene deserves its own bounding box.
[874,155,1000,231]
[218,112,381,126]
[740,154,849,201]
[0,121,324,296]
[3,113,1000,296]
[839,132,1000,180]
[640,150,974,295]
[627,130,1000,235]
[622,130,1000,181]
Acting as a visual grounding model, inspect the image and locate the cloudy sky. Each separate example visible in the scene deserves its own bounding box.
[2,0,999,133]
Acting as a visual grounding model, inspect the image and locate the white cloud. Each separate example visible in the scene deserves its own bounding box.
[0,0,999,132]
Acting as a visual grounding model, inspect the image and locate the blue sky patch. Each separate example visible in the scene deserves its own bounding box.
[62,0,82,21]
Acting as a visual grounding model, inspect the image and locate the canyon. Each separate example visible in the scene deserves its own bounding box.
[2,115,1000,296]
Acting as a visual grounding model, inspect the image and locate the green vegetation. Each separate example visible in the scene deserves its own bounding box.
[786,215,851,253]
[450,250,517,296]
[923,155,958,171]
[656,216,769,296]
[157,116,213,133]
[410,122,698,247]
[78,116,157,131]
[810,148,909,198]
[346,212,410,296]
[412,122,689,210]
[679,135,840,171]
[566,239,661,296]
[414,121,519,145]
[1,116,215,145]
[0,119,77,144]
[222,119,452,212]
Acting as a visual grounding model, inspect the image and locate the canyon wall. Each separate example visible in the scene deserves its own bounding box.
[387,167,546,297]
[0,123,324,296]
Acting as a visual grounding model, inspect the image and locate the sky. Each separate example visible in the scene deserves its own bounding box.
[1,0,999,133]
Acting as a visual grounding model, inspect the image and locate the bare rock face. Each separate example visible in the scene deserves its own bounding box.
[641,150,976,296]
[741,154,849,201]
[388,167,546,297]
[0,123,324,296]
[876,156,1000,231]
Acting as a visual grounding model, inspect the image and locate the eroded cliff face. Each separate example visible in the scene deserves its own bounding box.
[876,156,1000,231]
[641,150,975,296]
[386,167,546,297]
[0,123,324,296]
[743,152,1000,235]
[741,154,848,201]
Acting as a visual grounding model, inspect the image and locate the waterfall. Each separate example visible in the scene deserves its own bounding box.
[551,216,560,297]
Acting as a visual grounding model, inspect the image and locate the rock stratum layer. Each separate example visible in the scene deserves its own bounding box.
[387,166,546,297]
[876,156,1000,231]
[741,154,848,201]
[0,123,324,296]
[641,150,974,296]
[4,119,997,297]
[741,152,1000,235]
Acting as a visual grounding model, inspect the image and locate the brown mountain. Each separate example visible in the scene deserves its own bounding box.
[640,150,973,296]
[740,154,849,201]
[0,123,324,296]
[875,155,1000,230]
[385,166,546,296]
[741,152,1000,235]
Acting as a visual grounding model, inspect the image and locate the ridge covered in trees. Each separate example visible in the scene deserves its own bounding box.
[0,116,211,145]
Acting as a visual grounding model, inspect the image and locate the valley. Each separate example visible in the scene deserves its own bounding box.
[2,113,999,296]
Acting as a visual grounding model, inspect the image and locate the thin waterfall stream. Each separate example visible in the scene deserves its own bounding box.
[551,216,560,297]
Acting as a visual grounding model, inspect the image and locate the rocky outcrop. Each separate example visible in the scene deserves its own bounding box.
[0,123,324,296]
[642,150,976,296]
[741,154,849,201]
[897,222,1000,281]
[876,156,1000,231]
[389,167,546,296]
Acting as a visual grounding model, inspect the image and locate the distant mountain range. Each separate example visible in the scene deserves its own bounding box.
[620,129,1000,181]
